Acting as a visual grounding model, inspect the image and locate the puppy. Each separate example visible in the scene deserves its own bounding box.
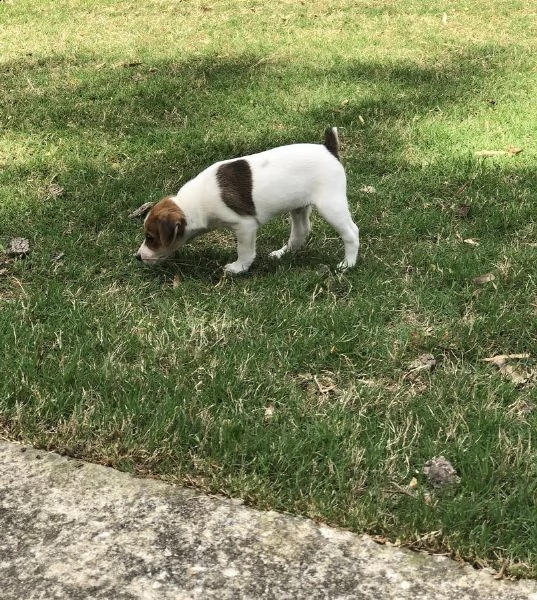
[136,127,359,274]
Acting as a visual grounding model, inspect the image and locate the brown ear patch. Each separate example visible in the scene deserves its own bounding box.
[216,159,256,216]
[144,197,186,249]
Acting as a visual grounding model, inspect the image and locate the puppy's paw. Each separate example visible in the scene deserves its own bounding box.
[337,258,356,272]
[224,261,249,275]
[268,246,287,260]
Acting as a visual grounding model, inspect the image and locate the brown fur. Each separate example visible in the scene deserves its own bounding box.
[216,159,256,216]
[323,127,339,161]
[144,197,186,251]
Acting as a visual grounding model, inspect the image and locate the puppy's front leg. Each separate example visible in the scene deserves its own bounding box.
[224,219,258,274]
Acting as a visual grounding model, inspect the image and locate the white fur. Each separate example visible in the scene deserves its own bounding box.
[137,133,359,273]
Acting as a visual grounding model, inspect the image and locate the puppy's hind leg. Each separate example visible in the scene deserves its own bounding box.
[269,206,312,260]
[316,198,359,270]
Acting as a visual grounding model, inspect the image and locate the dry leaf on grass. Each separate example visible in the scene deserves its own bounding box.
[475,148,523,158]
[472,273,495,285]
[482,353,533,386]
[359,185,377,194]
[423,456,460,486]
[463,238,480,246]
[47,183,65,198]
[294,372,340,397]
[264,405,275,419]
[7,238,30,257]
[456,203,470,218]
[475,150,509,157]
[507,147,524,155]
[508,399,535,418]
[403,353,437,381]
[128,202,154,219]
[313,374,338,394]
[500,364,530,386]
[483,353,530,366]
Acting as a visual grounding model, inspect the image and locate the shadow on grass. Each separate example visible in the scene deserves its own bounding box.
[2,41,534,279]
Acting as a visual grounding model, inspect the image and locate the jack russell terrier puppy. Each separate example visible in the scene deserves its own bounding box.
[136,127,359,274]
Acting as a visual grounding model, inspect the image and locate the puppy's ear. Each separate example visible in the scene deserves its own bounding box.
[158,215,185,247]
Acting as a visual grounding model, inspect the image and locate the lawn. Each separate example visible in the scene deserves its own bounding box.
[1,0,536,577]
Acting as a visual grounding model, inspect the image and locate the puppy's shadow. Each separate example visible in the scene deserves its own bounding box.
[138,246,335,286]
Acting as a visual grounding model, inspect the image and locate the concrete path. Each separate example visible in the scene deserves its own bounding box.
[1,440,536,599]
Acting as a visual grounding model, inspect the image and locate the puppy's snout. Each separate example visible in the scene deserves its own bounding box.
[136,252,142,261]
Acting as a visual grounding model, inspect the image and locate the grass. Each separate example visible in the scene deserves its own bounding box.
[1,0,537,577]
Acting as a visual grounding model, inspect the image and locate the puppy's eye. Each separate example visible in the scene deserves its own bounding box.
[145,234,155,243]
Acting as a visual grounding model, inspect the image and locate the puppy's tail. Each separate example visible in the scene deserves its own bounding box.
[323,127,340,161]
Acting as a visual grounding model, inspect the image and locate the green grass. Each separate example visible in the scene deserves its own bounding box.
[1,0,537,577]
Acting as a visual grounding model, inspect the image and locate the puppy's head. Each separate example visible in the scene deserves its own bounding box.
[136,197,186,265]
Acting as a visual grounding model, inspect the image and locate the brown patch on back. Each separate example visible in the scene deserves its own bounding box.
[216,159,256,216]
[144,197,186,249]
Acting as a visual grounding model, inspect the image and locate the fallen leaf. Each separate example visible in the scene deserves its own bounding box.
[454,179,473,196]
[423,456,460,486]
[264,405,275,421]
[456,204,470,217]
[482,353,532,386]
[356,378,379,388]
[358,115,365,125]
[7,238,30,257]
[483,353,530,366]
[463,238,480,246]
[47,183,65,198]
[359,185,377,194]
[388,482,416,498]
[475,150,508,157]
[475,148,523,158]
[472,273,495,284]
[508,399,535,418]
[403,353,437,381]
[408,477,418,489]
[314,374,338,394]
[128,202,154,219]
[441,12,448,25]
[494,560,508,581]
[172,274,181,288]
[507,147,523,155]
[501,365,531,386]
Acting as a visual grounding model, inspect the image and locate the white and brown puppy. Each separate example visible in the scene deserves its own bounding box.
[136,127,359,274]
